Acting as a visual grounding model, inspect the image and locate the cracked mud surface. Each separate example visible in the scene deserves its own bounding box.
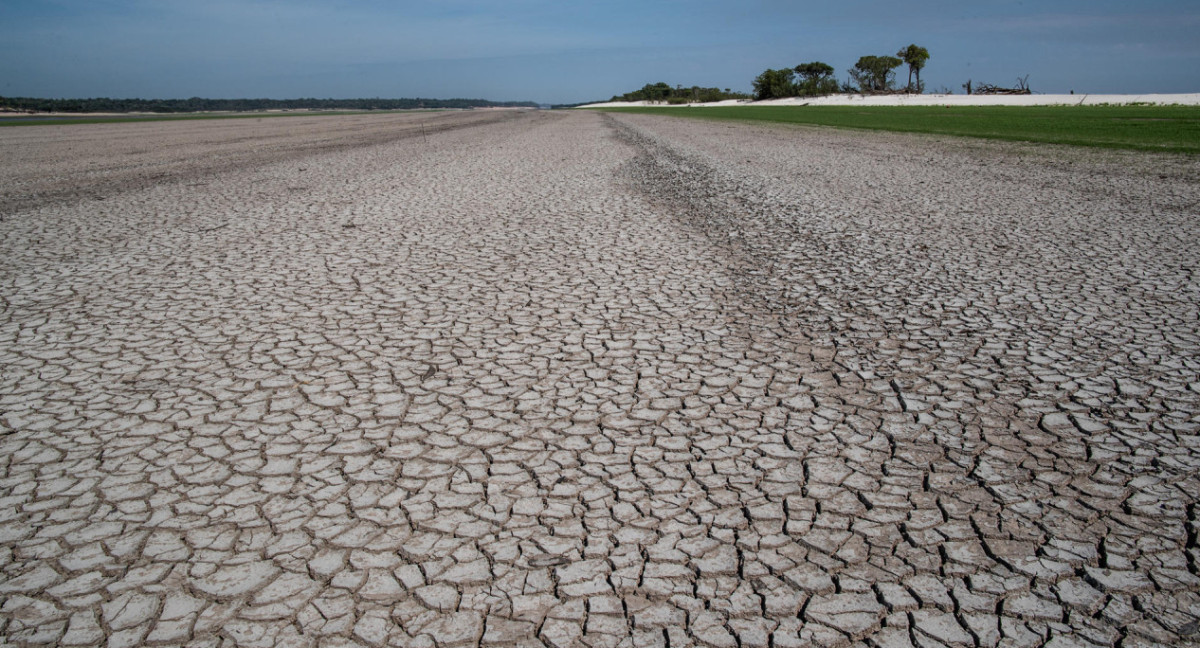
[1,110,1199,647]
[0,110,522,214]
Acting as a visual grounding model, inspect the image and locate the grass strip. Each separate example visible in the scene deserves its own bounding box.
[594,105,1200,153]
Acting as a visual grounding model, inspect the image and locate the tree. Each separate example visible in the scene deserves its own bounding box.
[896,44,931,93]
[849,55,902,93]
[793,62,838,96]
[645,82,672,101]
[795,61,834,82]
[753,68,797,100]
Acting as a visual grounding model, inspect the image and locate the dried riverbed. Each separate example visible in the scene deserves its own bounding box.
[1,110,1198,647]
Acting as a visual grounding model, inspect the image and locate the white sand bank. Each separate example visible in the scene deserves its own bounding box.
[580,93,1200,108]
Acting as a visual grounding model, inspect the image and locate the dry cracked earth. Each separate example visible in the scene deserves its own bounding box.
[1,109,1198,648]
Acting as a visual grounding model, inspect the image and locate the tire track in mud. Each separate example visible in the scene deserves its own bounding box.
[606,112,1200,646]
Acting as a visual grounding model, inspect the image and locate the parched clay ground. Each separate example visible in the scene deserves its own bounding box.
[1,110,1198,647]
[0,110,522,214]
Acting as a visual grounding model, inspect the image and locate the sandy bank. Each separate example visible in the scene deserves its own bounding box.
[580,93,1200,108]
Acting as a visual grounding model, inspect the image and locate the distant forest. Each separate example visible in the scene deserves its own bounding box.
[609,83,751,104]
[0,96,538,113]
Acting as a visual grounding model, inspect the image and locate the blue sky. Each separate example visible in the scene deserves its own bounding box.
[2,0,1197,103]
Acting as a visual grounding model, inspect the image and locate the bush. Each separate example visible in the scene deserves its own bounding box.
[753,69,797,100]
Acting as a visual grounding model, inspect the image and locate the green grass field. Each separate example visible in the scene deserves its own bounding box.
[0,109,441,127]
[595,104,1200,153]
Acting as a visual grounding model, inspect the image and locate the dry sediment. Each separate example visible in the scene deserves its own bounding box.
[0,110,523,214]
[1,110,1198,647]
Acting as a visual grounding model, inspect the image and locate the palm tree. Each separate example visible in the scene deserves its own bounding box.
[897,44,931,93]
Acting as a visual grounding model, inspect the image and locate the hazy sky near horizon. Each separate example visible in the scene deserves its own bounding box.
[2,0,1198,103]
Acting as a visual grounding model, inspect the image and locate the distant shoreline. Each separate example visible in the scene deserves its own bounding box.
[0,107,528,119]
[0,97,540,115]
[0,108,442,117]
[0,107,543,127]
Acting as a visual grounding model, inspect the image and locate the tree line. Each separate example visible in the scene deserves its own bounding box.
[0,96,538,114]
[609,82,750,104]
[607,45,931,105]
[754,44,929,100]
